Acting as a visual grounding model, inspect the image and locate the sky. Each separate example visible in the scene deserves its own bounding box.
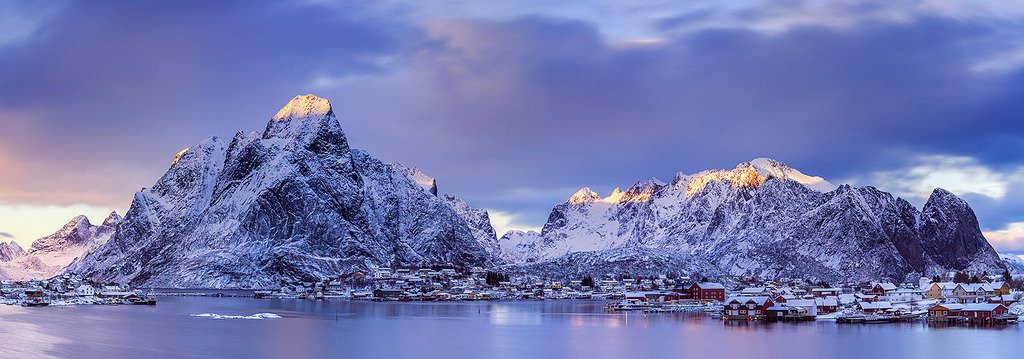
[0,0,1023,254]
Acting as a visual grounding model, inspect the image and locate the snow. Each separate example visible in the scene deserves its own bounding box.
[999,252,1024,275]
[568,187,601,204]
[66,94,498,288]
[499,158,1003,283]
[0,213,118,281]
[190,313,282,320]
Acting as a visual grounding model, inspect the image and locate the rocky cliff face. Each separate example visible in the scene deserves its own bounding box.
[502,159,1004,283]
[65,95,498,288]
[0,212,119,281]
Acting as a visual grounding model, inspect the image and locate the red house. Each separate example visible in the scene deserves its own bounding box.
[869,283,897,296]
[815,297,839,314]
[689,282,726,302]
[723,296,774,319]
[961,303,1008,322]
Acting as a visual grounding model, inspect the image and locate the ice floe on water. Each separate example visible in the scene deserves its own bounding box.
[190,313,281,320]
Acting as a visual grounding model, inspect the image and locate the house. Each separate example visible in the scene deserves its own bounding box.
[858,301,893,314]
[765,305,812,321]
[951,283,990,304]
[811,288,841,297]
[689,282,726,302]
[928,303,964,318]
[784,299,818,316]
[961,303,1008,322]
[815,297,839,314]
[869,283,897,296]
[924,282,956,299]
[723,296,774,319]
[988,282,1011,296]
[373,268,392,279]
[74,284,96,296]
[890,288,923,301]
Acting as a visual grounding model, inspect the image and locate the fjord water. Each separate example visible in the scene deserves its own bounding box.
[0,298,1020,358]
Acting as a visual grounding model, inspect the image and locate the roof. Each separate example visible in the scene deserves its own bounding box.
[962,303,1004,312]
[928,303,964,311]
[815,297,838,306]
[693,282,725,289]
[786,299,816,307]
[811,288,841,292]
[726,296,772,305]
[858,301,893,310]
[874,283,897,290]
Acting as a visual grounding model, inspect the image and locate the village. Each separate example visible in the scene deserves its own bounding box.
[4,266,1023,326]
[0,274,156,307]
[256,266,1024,325]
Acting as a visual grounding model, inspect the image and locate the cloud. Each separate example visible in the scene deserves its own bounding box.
[0,232,13,239]
[983,222,1024,253]
[0,0,66,48]
[487,210,544,237]
[852,155,1023,200]
[1,1,1023,239]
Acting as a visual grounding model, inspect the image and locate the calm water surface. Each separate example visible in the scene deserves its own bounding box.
[0,297,1021,358]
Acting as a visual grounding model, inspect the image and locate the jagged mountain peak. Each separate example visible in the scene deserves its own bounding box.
[670,158,835,196]
[568,187,601,204]
[393,163,438,196]
[272,94,333,122]
[102,211,122,227]
[63,215,92,231]
[0,241,25,262]
[263,94,346,147]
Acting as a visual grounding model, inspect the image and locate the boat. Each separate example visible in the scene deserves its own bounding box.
[129,295,157,305]
[835,314,866,323]
[863,314,896,324]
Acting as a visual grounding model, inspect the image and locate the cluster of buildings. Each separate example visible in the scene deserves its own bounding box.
[0,275,153,306]
[269,268,727,302]
[718,277,1020,324]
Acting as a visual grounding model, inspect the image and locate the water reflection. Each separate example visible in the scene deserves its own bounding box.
[0,299,1021,358]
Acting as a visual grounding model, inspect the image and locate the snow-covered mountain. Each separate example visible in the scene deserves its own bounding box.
[0,241,25,262]
[0,212,119,281]
[1002,253,1024,275]
[66,95,499,288]
[502,158,1004,283]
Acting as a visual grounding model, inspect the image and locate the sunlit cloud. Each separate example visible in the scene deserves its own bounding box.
[853,155,1023,201]
[983,222,1024,253]
[487,210,543,237]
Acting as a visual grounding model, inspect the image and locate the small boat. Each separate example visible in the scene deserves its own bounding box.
[836,314,866,323]
[128,296,157,305]
[863,314,896,324]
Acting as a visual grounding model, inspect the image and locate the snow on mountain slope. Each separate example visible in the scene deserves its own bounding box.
[65,95,498,288]
[0,212,119,281]
[505,159,1003,283]
[498,230,543,263]
[1002,253,1024,275]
